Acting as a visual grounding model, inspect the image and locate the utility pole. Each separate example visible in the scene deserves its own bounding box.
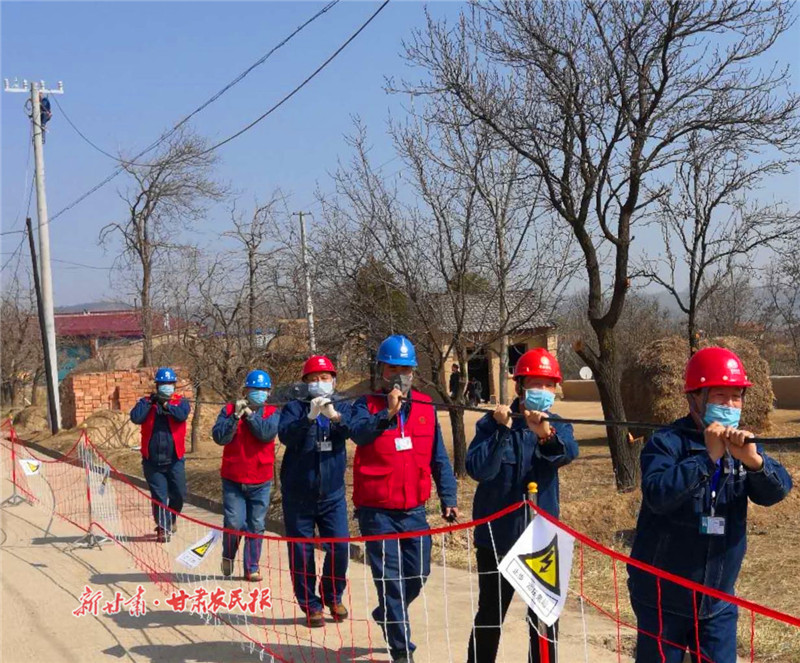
[293,211,317,353]
[5,78,64,432]
[26,218,59,434]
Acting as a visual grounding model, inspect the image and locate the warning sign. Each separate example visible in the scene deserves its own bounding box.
[176,530,221,569]
[19,459,41,476]
[519,536,560,594]
[498,514,574,626]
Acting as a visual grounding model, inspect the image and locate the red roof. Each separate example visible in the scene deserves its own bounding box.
[55,310,175,338]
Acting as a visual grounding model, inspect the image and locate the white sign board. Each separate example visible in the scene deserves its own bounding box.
[176,530,221,569]
[579,366,593,380]
[498,514,574,626]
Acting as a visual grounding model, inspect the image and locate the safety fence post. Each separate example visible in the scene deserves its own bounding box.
[527,481,556,663]
[71,430,106,549]
[1,425,28,507]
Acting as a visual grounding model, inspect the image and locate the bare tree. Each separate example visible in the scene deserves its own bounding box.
[223,195,287,352]
[766,243,800,373]
[402,0,800,489]
[100,127,225,366]
[1,277,44,406]
[556,289,681,382]
[318,121,574,476]
[696,271,761,341]
[640,132,799,353]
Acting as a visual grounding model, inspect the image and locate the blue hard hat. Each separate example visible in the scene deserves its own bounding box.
[245,369,272,389]
[154,367,177,383]
[376,334,417,367]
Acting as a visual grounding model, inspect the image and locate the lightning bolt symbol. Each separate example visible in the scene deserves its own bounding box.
[539,550,554,573]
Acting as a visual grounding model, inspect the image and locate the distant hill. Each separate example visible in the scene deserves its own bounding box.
[55,301,133,314]
[650,286,800,316]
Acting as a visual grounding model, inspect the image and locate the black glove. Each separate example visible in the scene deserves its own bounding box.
[149,393,159,404]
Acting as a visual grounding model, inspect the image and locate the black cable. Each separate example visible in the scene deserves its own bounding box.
[51,258,113,271]
[46,0,343,224]
[195,0,391,158]
[179,391,800,445]
[0,229,28,272]
[49,1,341,169]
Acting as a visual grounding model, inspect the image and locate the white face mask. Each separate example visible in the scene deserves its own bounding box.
[307,380,335,398]
[384,373,413,394]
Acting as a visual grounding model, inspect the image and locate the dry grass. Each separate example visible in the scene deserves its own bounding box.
[621,336,775,436]
[5,401,799,660]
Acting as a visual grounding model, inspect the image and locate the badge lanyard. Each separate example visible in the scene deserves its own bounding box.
[316,414,332,452]
[394,405,413,452]
[710,461,722,516]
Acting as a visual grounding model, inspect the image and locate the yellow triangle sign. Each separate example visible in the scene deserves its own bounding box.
[518,534,560,594]
[192,541,211,557]
[25,461,40,475]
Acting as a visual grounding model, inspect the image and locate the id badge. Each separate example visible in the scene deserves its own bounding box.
[318,438,332,452]
[394,436,413,452]
[700,516,726,536]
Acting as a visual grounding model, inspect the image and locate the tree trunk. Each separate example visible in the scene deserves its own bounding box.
[499,334,509,404]
[448,405,467,478]
[580,326,641,491]
[688,301,699,355]
[30,367,43,405]
[248,248,256,355]
[190,382,202,453]
[497,212,509,405]
[141,267,154,367]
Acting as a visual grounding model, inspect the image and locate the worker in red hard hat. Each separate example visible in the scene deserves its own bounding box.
[278,355,352,628]
[628,347,792,663]
[466,347,578,663]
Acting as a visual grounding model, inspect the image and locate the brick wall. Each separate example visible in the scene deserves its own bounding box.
[60,368,194,429]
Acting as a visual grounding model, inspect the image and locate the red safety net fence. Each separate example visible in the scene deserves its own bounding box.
[2,419,798,663]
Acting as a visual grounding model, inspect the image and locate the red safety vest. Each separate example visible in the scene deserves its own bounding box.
[353,389,436,510]
[140,395,187,460]
[220,404,277,484]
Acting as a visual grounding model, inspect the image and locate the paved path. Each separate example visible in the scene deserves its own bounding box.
[1,475,625,663]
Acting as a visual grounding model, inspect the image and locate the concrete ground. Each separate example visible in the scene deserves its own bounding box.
[0,475,626,663]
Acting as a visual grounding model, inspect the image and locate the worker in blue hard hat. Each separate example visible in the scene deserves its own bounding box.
[349,334,458,663]
[130,367,191,543]
[212,369,280,582]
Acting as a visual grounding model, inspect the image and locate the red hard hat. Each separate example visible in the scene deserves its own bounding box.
[684,347,752,392]
[513,348,562,383]
[302,355,337,378]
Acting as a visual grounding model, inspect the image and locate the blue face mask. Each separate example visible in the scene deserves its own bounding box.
[157,384,175,398]
[307,381,334,398]
[703,404,741,428]
[524,388,555,412]
[247,389,269,406]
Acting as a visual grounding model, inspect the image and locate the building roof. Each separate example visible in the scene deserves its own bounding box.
[54,310,179,338]
[435,293,555,335]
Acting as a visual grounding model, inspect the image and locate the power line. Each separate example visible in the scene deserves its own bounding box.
[51,95,128,163]
[49,1,341,169]
[46,0,342,224]
[51,258,114,271]
[0,228,28,272]
[8,122,34,231]
[196,0,391,158]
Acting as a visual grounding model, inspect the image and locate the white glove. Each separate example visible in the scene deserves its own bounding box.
[234,399,249,419]
[307,396,330,421]
[321,401,340,422]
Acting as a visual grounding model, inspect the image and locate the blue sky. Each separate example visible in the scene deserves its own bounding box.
[2,1,798,307]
